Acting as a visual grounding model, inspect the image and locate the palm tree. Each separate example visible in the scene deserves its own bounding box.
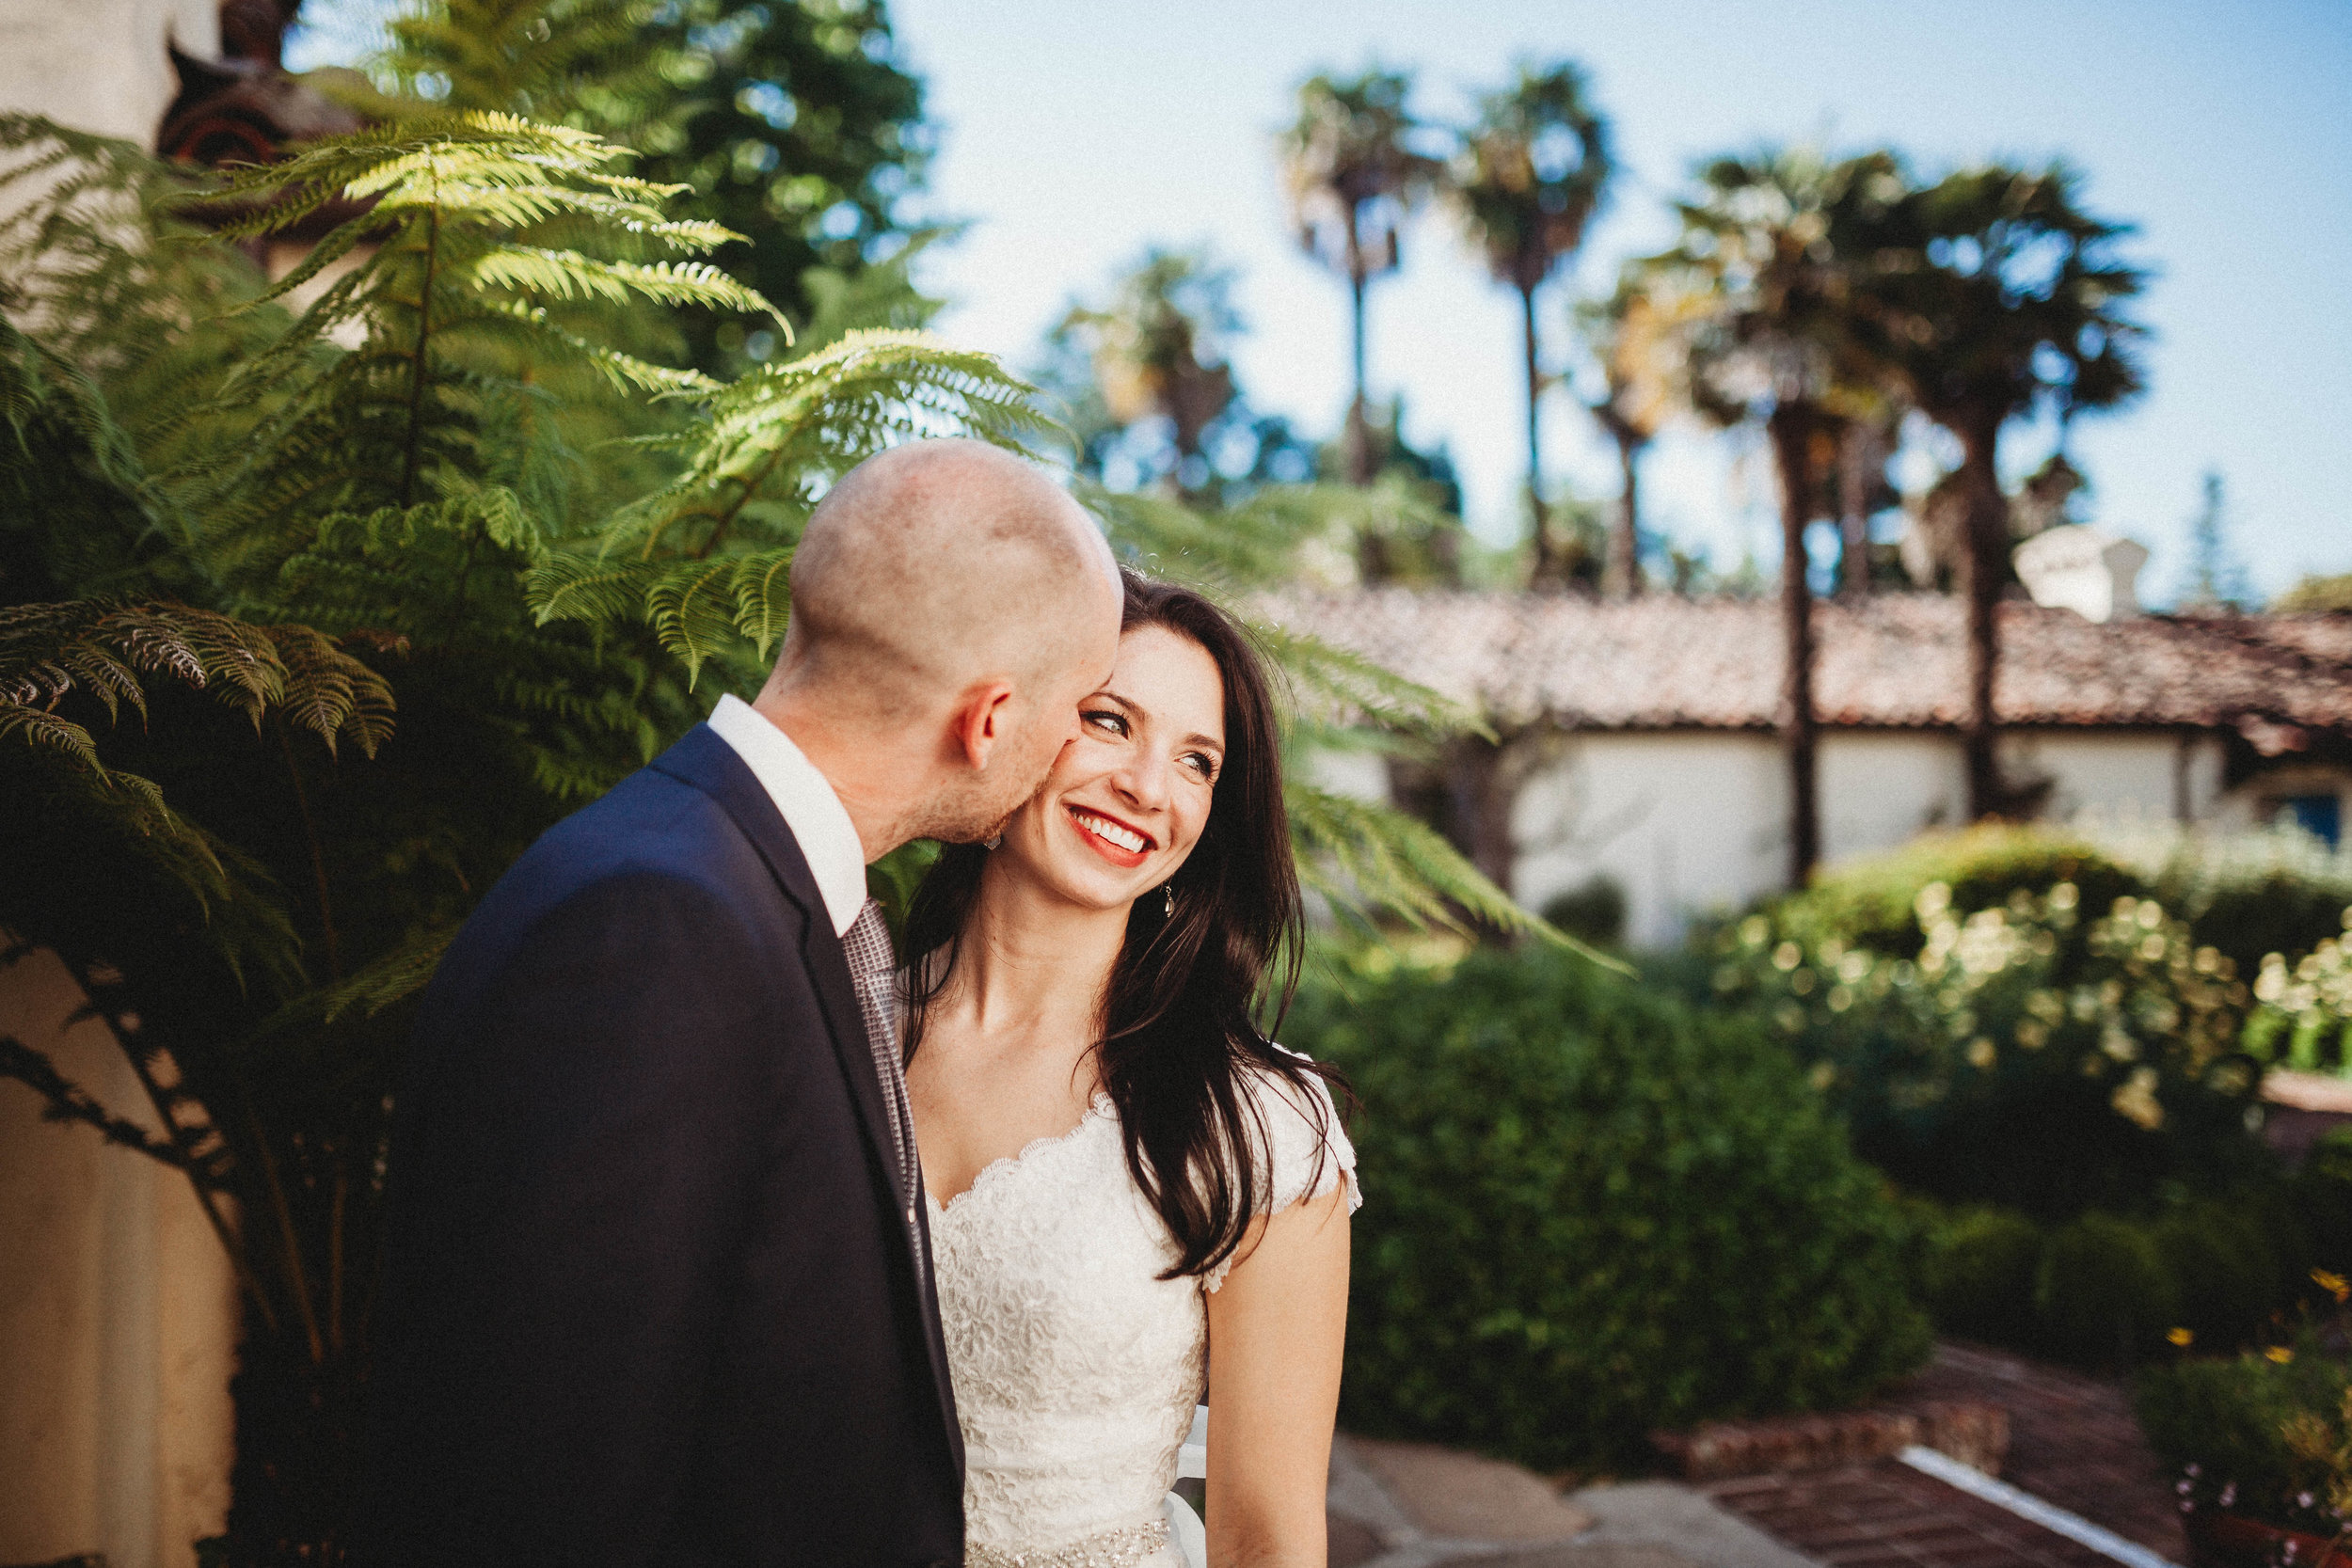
[1278,69,1441,494]
[1878,165,2149,819]
[1449,62,1612,587]
[1647,147,1908,887]
[1048,247,1241,501]
[1576,271,1678,598]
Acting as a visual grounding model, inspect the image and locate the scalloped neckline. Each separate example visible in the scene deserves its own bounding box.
[926,1094,1113,1216]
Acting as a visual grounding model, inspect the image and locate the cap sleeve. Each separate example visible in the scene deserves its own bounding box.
[1203,1048,1359,1293]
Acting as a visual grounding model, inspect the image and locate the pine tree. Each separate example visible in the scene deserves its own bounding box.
[2174,469,2254,612]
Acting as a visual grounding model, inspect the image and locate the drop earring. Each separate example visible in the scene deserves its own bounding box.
[984,833,1002,850]
[1163,883,1174,918]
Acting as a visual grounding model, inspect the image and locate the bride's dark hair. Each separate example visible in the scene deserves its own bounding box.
[900,568,1344,1280]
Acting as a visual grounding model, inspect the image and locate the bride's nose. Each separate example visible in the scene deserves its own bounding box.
[1109,748,1172,814]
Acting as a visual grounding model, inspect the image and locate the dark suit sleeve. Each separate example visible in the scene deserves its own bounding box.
[382,871,791,1567]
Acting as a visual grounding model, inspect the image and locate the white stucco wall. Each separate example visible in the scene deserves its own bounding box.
[2002,730,2222,826]
[1820,733,1969,862]
[1504,727,2237,949]
[0,0,217,144]
[1510,732,1788,950]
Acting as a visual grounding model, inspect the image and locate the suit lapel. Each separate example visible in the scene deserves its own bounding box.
[650,726,909,1212]
[653,725,964,1449]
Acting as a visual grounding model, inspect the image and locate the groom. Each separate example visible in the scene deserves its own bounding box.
[362,440,1123,1568]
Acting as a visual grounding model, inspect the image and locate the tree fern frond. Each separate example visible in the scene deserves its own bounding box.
[1286,781,1627,970]
[0,598,401,762]
[256,624,400,759]
[1250,619,1486,742]
[523,552,667,627]
[587,330,1052,565]
[477,299,720,396]
[469,248,780,321]
[318,924,455,1023]
[0,700,106,768]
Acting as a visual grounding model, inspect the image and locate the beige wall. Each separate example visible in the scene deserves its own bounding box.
[0,0,218,143]
[0,947,237,1568]
[3,8,243,1559]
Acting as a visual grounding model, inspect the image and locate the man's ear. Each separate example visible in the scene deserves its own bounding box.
[951,680,1017,771]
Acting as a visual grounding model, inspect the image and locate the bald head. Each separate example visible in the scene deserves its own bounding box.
[777,438,1116,707]
[758,439,1123,850]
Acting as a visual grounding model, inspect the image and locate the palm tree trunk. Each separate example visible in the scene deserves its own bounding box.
[1768,403,1820,889]
[1520,282,1554,587]
[1443,735,1516,900]
[1836,420,1877,599]
[1957,419,2008,820]
[1344,213,1374,488]
[1600,407,1642,599]
[1342,214,1390,581]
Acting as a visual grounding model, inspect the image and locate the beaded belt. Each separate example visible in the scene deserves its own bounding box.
[963,1517,1170,1568]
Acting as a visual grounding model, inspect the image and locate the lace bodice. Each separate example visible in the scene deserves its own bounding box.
[928,1063,1359,1567]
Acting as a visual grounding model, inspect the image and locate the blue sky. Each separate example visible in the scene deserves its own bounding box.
[295,0,2352,597]
[882,0,2350,598]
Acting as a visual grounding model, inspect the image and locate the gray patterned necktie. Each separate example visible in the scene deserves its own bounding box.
[840,898,919,1214]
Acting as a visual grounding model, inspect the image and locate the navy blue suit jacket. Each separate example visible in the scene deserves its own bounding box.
[363,724,962,1567]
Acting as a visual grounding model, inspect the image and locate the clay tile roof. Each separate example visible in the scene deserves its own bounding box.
[1254,590,2352,735]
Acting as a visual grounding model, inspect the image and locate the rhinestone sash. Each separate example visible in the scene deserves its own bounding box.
[963,1517,1170,1568]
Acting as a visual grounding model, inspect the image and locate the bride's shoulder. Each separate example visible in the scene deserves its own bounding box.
[1201,1048,1359,1292]
[1235,1046,1361,1217]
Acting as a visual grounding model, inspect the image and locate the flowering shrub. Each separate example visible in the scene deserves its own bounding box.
[2138,1331,2352,1540]
[1713,879,2265,1212]
[2249,912,2352,1073]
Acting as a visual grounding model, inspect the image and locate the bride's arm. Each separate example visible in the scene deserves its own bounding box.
[1200,1185,1352,1568]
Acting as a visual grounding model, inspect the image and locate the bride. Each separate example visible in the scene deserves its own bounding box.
[899,570,1359,1568]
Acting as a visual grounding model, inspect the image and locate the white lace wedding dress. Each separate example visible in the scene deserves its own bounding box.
[928,1065,1359,1568]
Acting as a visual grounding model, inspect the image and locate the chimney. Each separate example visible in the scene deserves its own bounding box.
[2012,525,2150,624]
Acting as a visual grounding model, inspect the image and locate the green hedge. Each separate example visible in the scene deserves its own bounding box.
[1913,1194,2321,1369]
[1290,943,1931,1469]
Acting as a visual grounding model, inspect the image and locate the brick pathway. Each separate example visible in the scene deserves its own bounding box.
[1326,1341,2185,1567]
[1704,1461,2115,1568]
[1882,1342,2185,1560]
[1695,1341,2185,1568]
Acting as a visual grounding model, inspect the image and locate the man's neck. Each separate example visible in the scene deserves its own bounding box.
[752,690,905,864]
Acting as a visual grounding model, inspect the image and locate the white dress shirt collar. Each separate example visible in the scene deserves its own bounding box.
[706,693,867,939]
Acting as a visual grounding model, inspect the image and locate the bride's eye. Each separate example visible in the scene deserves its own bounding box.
[1083,709,1128,737]
[1182,752,1218,782]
